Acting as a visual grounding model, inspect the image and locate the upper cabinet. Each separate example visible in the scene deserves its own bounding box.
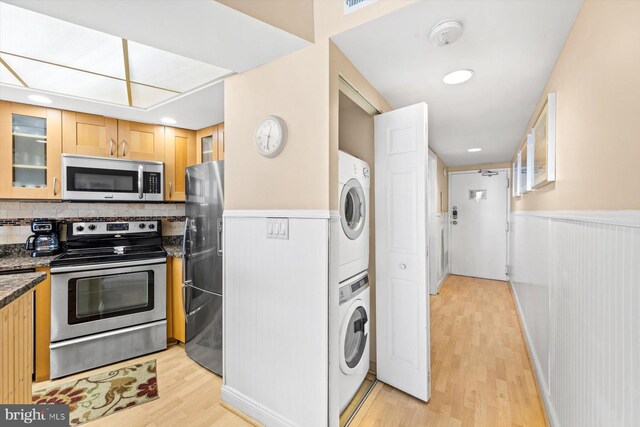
[117,121,165,161]
[165,127,196,201]
[217,122,224,161]
[195,122,224,163]
[63,115,164,162]
[0,101,62,199]
[62,112,118,157]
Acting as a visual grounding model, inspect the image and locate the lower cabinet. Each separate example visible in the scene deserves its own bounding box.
[0,290,33,403]
[167,257,186,343]
[34,267,51,382]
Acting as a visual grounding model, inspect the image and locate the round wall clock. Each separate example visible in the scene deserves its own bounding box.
[255,115,288,158]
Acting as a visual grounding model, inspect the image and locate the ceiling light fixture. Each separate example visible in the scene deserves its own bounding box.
[443,69,474,85]
[28,94,52,104]
[161,117,177,125]
[429,20,463,47]
[467,148,482,152]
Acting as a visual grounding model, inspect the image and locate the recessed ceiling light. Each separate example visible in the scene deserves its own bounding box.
[161,117,177,125]
[443,69,474,85]
[467,148,482,152]
[28,94,52,104]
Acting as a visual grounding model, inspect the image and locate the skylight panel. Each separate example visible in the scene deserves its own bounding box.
[1,54,128,105]
[130,83,178,109]
[0,61,23,87]
[0,2,125,79]
[127,41,231,93]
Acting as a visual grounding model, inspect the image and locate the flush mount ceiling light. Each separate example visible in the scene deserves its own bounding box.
[161,117,177,125]
[27,94,52,104]
[429,20,463,47]
[467,148,482,152]
[443,69,474,85]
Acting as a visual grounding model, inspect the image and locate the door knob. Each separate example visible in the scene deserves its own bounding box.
[400,263,406,270]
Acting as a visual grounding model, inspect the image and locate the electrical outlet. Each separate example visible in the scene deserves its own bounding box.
[266,218,289,240]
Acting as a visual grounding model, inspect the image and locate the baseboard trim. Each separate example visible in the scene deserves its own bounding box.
[221,385,296,427]
[435,273,449,294]
[508,279,558,427]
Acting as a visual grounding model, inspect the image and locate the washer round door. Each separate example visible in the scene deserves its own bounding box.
[340,299,369,374]
[340,178,366,240]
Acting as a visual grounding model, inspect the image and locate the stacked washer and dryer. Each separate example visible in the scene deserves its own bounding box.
[337,151,371,412]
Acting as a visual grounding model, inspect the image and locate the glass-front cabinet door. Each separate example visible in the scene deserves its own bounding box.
[196,125,218,163]
[0,101,62,199]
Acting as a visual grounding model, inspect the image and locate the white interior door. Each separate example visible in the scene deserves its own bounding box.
[374,102,430,402]
[449,171,508,281]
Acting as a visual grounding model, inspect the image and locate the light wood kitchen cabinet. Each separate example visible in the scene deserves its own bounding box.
[0,101,62,199]
[167,257,186,343]
[165,127,196,201]
[34,267,51,382]
[117,120,165,161]
[217,122,224,160]
[0,290,33,403]
[62,111,118,157]
[195,122,224,163]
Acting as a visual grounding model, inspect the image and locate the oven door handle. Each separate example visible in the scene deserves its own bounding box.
[138,165,144,199]
[50,258,166,274]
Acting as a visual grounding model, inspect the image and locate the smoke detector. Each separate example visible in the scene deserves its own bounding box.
[429,20,463,47]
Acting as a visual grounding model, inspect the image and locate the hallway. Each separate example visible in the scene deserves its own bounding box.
[356,275,546,426]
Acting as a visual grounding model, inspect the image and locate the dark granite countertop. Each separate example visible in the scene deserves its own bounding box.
[0,272,46,310]
[0,253,59,272]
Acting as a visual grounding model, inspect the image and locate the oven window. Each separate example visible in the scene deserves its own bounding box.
[67,166,138,193]
[68,271,154,324]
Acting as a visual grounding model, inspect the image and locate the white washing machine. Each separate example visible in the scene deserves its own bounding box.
[338,151,370,282]
[338,271,370,412]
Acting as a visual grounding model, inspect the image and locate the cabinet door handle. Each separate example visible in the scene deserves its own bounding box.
[168,181,172,198]
[53,177,58,196]
[120,139,127,157]
[109,138,115,156]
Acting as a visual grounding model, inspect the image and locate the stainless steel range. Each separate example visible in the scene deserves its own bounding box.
[49,220,167,379]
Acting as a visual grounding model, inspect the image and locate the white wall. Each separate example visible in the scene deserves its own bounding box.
[509,211,640,426]
[222,211,336,427]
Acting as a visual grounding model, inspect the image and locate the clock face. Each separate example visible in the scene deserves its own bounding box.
[255,116,287,158]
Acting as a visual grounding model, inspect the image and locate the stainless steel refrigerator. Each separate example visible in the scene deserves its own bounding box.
[182,161,224,375]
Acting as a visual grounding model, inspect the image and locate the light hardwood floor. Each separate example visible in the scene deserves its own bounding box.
[33,344,250,427]
[33,275,545,426]
[354,275,547,427]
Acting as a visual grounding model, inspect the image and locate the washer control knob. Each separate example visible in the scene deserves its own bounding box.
[88,224,96,231]
[139,223,146,229]
[75,225,84,232]
[148,223,155,230]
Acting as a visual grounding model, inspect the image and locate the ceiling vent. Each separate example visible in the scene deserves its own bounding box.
[344,0,377,15]
[429,20,464,47]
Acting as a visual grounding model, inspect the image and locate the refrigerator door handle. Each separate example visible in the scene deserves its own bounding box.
[182,281,193,323]
[217,218,223,257]
[182,219,190,284]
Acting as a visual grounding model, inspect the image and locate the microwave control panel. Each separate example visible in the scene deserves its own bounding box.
[143,172,162,194]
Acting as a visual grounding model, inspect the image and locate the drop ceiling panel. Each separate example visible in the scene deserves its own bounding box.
[127,41,230,92]
[0,2,125,79]
[1,54,128,105]
[130,83,176,109]
[0,62,22,87]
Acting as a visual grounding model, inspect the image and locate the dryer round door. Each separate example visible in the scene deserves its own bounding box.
[340,299,369,375]
[340,178,366,240]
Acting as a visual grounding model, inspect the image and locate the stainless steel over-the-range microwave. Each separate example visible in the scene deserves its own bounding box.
[62,154,163,201]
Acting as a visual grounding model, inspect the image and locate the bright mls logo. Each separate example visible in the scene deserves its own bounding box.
[1,405,68,426]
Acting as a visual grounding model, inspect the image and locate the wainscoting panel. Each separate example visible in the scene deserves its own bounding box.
[509,211,640,427]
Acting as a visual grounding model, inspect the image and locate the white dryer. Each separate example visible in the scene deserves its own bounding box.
[338,271,370,412]
[338,151,370,282]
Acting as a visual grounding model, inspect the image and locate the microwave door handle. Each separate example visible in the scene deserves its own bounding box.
[138,165,144,199]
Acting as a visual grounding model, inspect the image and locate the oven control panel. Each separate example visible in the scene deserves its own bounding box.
[71,220,160,236]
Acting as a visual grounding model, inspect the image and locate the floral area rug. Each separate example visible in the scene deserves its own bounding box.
[32,359,158,425]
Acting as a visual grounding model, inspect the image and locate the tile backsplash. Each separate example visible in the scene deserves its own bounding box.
[0,201,185,244]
